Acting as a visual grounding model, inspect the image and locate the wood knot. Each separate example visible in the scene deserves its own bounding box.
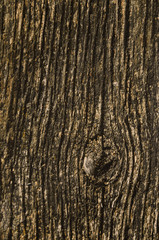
[83,135,119,185]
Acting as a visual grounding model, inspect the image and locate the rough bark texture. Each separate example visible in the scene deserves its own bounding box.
[0,0,158,239]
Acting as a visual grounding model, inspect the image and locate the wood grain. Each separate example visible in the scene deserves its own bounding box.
[0,0,158,239]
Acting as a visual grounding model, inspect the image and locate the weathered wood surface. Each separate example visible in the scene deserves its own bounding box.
[0,0,158,239]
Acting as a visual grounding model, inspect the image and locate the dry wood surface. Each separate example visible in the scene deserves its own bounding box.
[0,0,158,239]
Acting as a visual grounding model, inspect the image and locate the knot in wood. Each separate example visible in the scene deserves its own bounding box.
[83,135,119,185]
[83,136,103,176]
